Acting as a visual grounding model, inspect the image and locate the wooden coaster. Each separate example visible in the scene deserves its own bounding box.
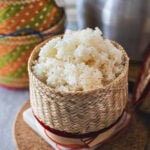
[99,113,149,150]
[13,101,149,150]
[13,101,52,150]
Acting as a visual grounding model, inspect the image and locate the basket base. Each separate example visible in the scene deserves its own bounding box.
[13,101,149,150]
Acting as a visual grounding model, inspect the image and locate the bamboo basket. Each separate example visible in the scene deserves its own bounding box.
[0,0,64,35]
[28,36,129,134]
[0,16,65,88]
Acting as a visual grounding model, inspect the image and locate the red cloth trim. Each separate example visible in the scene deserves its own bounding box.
[102,110,133,145]
[43,112,131,149]
[33,111,124,139]
[44,129,87,148]
[140,81,150,99]
[134,83,150,108]
[132,43,150,105]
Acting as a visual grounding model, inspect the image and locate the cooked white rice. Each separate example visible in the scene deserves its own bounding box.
[33,27,124,91]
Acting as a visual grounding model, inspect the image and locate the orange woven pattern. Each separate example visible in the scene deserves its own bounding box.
[28,37,129,134]
[0,0,64,34]
[0,16,65,88]
[0,0,40,4]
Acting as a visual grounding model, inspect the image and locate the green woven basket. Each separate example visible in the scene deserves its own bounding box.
[0,0,64,35]
[0,15,65,88]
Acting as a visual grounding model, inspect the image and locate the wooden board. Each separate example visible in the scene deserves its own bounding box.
[13,101,149,150]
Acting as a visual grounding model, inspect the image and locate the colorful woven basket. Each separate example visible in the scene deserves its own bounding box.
[0,0,64,35]
[0,16,65,88]
[28,36,129,134]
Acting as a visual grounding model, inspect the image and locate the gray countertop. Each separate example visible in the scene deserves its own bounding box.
[0,88,29,150]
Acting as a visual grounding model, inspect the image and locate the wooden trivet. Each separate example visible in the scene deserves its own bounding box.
[13,101,149,150]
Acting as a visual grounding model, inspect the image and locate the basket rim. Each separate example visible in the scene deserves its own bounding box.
[28,36,129,95]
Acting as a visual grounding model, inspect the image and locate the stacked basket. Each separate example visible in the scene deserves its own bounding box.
[0,0,65,88]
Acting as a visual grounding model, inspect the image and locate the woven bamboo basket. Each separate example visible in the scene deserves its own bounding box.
[0,16,65,88]
[0,0,64,35]
[28,36,129,134]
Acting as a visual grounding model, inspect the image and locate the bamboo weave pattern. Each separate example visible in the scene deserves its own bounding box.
[28,37,129,134]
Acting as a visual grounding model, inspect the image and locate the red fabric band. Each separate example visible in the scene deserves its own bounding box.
[33,110,124,139]
[132,44,150,105]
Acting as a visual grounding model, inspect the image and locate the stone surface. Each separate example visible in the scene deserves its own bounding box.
[0,87,29,150]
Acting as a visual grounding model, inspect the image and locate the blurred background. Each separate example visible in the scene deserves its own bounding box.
[67,0,150,85]
[76,0,150,62]
[66,0,150,62]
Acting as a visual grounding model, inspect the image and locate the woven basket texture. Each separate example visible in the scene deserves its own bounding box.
[0,17,65,88]
[28,37,129,134]
[0,0,64,34]
[0,0,40,4]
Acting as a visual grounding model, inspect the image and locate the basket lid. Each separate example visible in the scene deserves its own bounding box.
[132,44,150,107]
